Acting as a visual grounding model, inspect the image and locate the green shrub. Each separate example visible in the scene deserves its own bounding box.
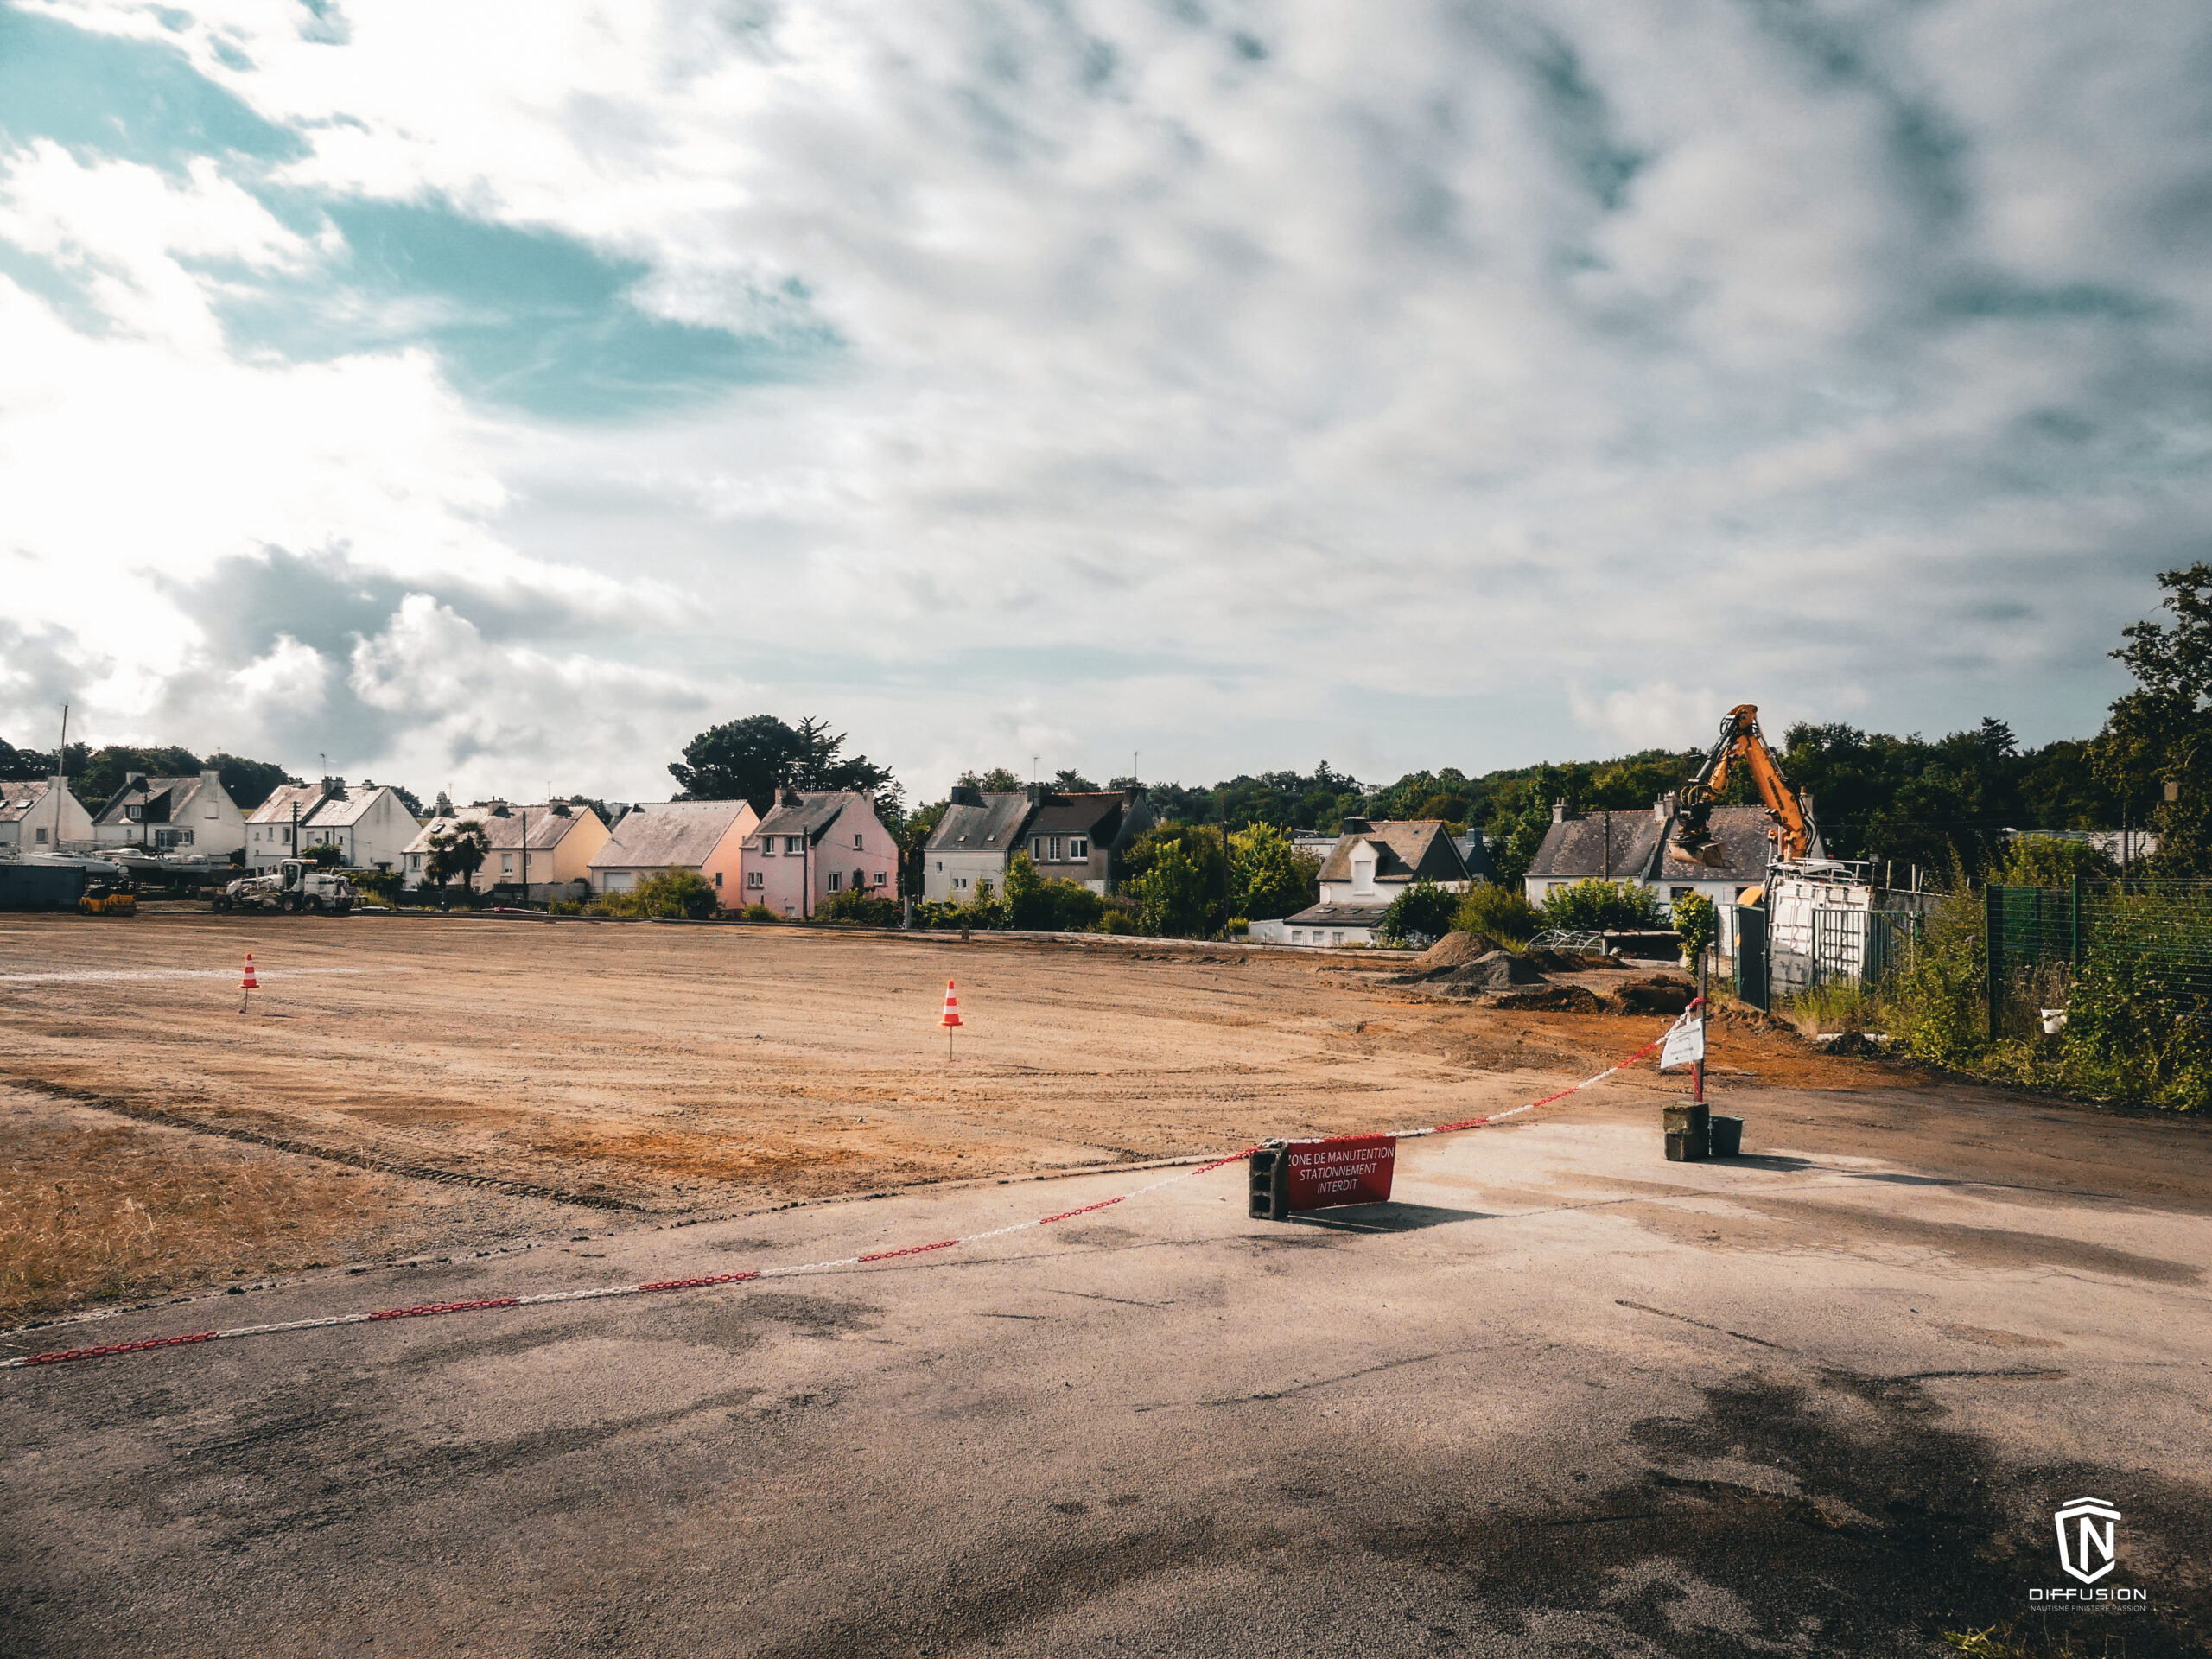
[818,887,900,926]
[1996,835,2118,886]
[738,903,779,923]
[1671,892,1717,963]
[548,899,584,916]
[1454,882,1539,945]
[1380,879,1458,944]
[590,868,720,920]
[1540,879,1663,933]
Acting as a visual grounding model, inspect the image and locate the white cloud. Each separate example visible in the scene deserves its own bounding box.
[3,0,2202,798]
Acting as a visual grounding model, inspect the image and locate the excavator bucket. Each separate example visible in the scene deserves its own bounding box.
[1666,823,1730,869]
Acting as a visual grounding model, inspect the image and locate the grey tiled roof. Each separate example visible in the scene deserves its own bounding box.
[589,801,750,868]
[1526,804,1773,884]
[0,780,60,823]
[926,791,1036,854]
[93,775,218,826]
[753,791,868,844]
[1285,902,1392,927]
[1316,821,1469,885]
[404,804,597,855]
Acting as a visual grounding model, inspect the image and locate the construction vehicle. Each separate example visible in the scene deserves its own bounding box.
[213,858,356,915]
[1667,704,1820,870]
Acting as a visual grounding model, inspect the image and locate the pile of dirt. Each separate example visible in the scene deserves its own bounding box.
[1410,931,1502,968]
[1395,950,1548,995]
[1605,976,1694,1015]
[1525,946,1605,973]
[1821,1030,1888,1058]
[1479,983,1605,1013]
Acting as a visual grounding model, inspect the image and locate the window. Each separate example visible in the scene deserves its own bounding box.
[1291,931,1304,944]
[1069,837,1088,859]
[854,832,863,849]
[714,870,723,888]
[1331,931,1344,946]
[746,870,762,888]
[1047,836,1063,861]
[410,853,421,868]
[785,836,804,855]
[34,827,47,844]
[829,872,842,892]
[1669,887,1692,900]
[125,804,143,822]
[873,871,887,887]
[502,854,514,874]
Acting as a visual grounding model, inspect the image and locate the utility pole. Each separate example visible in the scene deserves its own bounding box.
[519,804,528,906]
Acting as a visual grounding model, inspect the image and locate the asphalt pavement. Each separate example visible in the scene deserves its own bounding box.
[4,1084,2209,1657]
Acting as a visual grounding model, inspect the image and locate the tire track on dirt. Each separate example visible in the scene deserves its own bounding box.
[2,1076,641,1211]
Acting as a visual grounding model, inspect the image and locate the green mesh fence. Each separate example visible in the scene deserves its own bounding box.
[1986,879,2212,1039]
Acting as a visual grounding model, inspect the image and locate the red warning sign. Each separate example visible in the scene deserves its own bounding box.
[1284,1135,1397,1211]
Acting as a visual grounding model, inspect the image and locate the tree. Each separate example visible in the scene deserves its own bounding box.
[2094,565,2212,874]
[1380,879,1457,945]
[1230,823,1319,920]
[1001,851,1055,930]
[1122,823,1226,936]
[207,753,301,811]
[0,737,45,782]
[669,715,895,813]
[1052,768,1099,791]
[1133,838,1216,938]
[957,766,1023,792]
[1454,882,1540,945]
[423,820,489,894]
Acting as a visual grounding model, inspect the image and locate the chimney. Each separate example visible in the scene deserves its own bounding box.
[127,771,147,786]
[1026,782,1046,804]
[779,787,802,809]
[1552,798,1567,823]
[949,785,981,807]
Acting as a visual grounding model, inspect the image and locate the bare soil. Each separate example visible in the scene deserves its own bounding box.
[0,912,1975,1321]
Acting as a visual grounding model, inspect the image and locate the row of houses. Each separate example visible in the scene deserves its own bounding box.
[398,788,899,916]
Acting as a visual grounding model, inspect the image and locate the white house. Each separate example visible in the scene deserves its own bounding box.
[1521,798,1775,912]
[91,771,248,856]
[249,782,421,873]
[1247,819,1473,947]
[0,778,94,855]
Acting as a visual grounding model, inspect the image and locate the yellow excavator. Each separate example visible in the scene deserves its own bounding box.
[1666,704,1819,871]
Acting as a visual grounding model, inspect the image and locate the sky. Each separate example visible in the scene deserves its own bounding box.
[1,0,2204,805]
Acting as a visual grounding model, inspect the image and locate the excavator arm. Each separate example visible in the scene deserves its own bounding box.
[1668,704,1816,868]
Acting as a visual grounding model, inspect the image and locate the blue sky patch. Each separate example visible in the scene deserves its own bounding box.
[0,3,303,169]
[214,195,839,420]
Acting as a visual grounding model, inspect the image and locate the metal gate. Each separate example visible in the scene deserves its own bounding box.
[1735,905,1770,1012]
[1810,909,1917,988]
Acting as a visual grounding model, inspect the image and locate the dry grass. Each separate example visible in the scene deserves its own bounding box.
[0,1117,403,1322]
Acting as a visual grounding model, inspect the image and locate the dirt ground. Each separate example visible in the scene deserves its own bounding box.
[0,911,2044,1322]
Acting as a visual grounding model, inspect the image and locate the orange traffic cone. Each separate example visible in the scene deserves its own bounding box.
[238,952,258,1014]
[939,978,963,1058]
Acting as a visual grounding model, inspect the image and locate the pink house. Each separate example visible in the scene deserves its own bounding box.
[746,790,899,918]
